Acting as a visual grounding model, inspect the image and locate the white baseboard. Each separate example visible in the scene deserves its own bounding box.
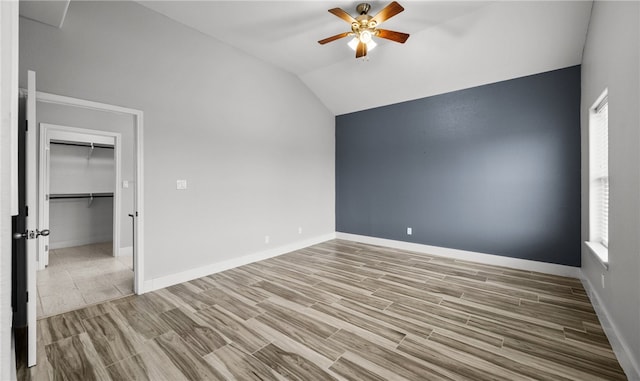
[143,233,337,292]
[118,246,133,257]
[579,271,640,380]
[336,232,580,278]
[49,236,112,250]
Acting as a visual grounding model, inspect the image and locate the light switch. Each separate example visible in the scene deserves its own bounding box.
[176,180,187,190]
[122,180,129,189]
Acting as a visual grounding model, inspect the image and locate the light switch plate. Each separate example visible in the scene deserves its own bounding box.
[176,180,187,190]
[122,180,129,189]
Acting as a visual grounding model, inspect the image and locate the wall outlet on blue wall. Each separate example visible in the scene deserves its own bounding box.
[407,227,412,235]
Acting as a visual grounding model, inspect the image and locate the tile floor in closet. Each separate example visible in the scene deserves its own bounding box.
[36,242,133,318]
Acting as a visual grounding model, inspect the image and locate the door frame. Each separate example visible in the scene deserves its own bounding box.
[39,124,123,268]
[1,0,19,375]
[28,90,145,294]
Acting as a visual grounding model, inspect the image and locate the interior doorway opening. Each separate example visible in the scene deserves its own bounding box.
[30,90,145,295]
[36,124,132,318]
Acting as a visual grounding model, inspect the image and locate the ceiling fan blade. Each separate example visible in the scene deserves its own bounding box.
[376,29,410,43]
[356,41,367,58]
[318,32,352,45]
[371,1,404,25]
[328,8,357,24]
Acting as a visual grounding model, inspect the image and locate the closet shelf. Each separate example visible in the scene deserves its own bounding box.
[50,140,114,149]
[49,192,113,200]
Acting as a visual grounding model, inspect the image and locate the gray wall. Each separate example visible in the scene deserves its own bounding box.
[337,66,581,266]
[19,1,335,280]
[580,1,640,378]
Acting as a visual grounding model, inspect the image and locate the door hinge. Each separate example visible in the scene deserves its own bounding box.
[26,292,28,303]
[25,120,28,132]
[25,205,28,217]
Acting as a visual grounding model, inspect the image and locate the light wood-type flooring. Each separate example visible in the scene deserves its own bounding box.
[17,240,627,380]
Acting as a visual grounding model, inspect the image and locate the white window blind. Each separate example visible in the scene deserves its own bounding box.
[593,97,609,248]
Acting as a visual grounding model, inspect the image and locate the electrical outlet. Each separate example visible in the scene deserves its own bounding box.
[601,274,605,289]
[298,227,303,234]
[122,180,129,189]
[265,235,270,244]
[407,227,412,235]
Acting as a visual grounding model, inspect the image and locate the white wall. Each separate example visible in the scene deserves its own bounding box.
[49,144,115,194]
[19,1,335,281]
[581,1,640,378]
[49,199,113,249]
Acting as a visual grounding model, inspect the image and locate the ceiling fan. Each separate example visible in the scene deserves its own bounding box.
[318,1,410,59]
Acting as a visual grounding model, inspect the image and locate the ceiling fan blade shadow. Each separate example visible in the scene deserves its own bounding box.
[376,29,410,43]
[318,32,352,45]
[371,1,404,25]
[329,8,357,24]
[356,41,367,58]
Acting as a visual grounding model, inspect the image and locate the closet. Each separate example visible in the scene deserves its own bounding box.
[48,139,115,256]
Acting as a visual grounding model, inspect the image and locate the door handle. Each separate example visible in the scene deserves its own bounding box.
[13,229,50,240]
[13,232,27,240]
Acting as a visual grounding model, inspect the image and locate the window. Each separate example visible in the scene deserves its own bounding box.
[587,91,609,264]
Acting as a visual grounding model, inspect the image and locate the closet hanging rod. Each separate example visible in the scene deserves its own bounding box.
[49,192,114,200]
[50,140,114,149]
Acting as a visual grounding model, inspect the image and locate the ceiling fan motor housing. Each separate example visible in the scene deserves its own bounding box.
[356,3,371,15]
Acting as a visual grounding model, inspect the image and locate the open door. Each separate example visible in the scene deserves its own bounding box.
[17,70,49,367]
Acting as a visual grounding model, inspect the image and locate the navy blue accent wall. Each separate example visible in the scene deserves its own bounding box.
[336,66,581,266]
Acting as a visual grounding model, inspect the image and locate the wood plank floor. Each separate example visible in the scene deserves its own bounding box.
[17,239,627,380]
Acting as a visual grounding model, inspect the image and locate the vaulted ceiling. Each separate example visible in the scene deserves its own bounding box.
[21,1,593,115]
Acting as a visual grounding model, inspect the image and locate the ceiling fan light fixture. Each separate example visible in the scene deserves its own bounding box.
[348,37,376,51]
[359,30,373,44]
[347,37,358,50]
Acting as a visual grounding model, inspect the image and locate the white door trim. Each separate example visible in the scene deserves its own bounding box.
[39,124,122,268]
[25,70,38,368]
[1,0,19,376]
[25,89,145,294]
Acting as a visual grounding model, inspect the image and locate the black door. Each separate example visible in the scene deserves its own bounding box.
[12,97,27,327]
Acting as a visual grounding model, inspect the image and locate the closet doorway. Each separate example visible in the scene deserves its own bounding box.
[37,124,131,317]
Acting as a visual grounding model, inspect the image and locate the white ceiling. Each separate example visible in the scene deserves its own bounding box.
[22,1,593,115]
[139,1,593,115]
[19,0,70,28]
